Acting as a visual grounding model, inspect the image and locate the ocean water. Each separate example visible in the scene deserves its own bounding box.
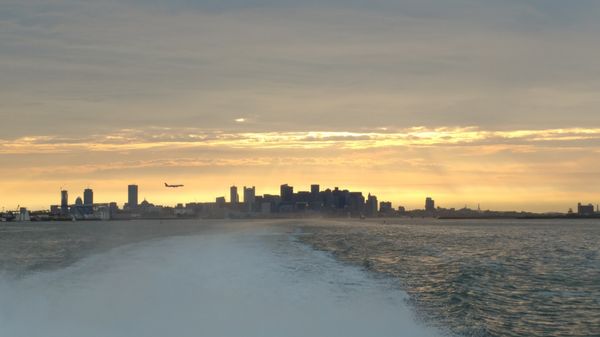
[2,219,598,337]
[299,219,600,337]
[0,222,439,337]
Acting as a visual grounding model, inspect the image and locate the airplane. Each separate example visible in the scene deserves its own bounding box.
[164,183,184,188]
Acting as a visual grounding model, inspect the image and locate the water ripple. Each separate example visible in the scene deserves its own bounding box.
[298,219,600,337]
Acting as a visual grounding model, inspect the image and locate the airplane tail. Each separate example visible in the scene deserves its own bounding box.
[164,183,168,187]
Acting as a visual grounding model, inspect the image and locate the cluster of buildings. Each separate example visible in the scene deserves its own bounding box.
[1,184,599,221]
[179,184,393,219]
[207,184,386,218]
[1,184,403,221]
[49,188,116,220]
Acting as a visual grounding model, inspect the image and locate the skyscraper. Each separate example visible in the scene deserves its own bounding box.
[243,186,256,211]
[82,188,94,214]
[425,197,435,212]
[310,184,321,210]
[128,184,139,209]
[60,190,68,215]
[83,188,93,205]
[230,186,239,204]
[366,193,378,216]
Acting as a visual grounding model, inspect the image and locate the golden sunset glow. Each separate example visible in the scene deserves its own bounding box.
[1,126,599,211]
[1,0,600,212]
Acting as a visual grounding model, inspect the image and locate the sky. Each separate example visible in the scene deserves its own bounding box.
[1,0,600,211]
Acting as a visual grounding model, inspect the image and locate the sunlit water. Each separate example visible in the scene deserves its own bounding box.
[0,225,439,337]
[299,219,600,337]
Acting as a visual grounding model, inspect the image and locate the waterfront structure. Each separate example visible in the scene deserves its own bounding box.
[578,203,595,216]
[128,184,139,209]
[230,186,239,204]
[15,207,31,222]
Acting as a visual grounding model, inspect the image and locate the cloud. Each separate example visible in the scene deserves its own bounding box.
[2,0,600,139]
[2,127,600,154]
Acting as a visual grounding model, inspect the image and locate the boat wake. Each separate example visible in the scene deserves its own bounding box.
[0,228,440,337]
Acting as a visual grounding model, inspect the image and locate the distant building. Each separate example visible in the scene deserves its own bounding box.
[379,201,393,213]
[50,205,60,215]
[280,184,294,204]
[83,188,93,205]
[578,203,595,216]
[262,194,280,213]
[109,202,119,218]
[321,188,334,209]
[366,194,378,216]
[243,186,256,211]
[72,197,85,219]
[347,192,365,214]
[425,197,435,212]
[230,186,239,204]
[139,199,158,215]
[261,202,272,214]
[308,185,320,210]
[216,197,226,208]
[96,206,111,221]
[82,188,94,214]
[128,184,139,210]
[60,190,69,215]
[16,207,30,222]
[296,191,311,203]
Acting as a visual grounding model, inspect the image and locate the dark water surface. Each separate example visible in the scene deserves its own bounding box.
[0,220,230,276]
[298,219,600,337]
[1,219,599,336]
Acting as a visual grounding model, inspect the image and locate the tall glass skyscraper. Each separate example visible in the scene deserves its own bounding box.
[128,184,138,209]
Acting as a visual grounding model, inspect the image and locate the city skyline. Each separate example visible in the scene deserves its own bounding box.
[4,181,597,215]
[2,0,600,212]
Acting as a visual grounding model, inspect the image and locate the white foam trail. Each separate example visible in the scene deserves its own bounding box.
[0,228,440,337]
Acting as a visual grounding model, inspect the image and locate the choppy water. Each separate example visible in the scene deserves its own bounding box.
[298,219,600,337]
[0,221,439,337]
